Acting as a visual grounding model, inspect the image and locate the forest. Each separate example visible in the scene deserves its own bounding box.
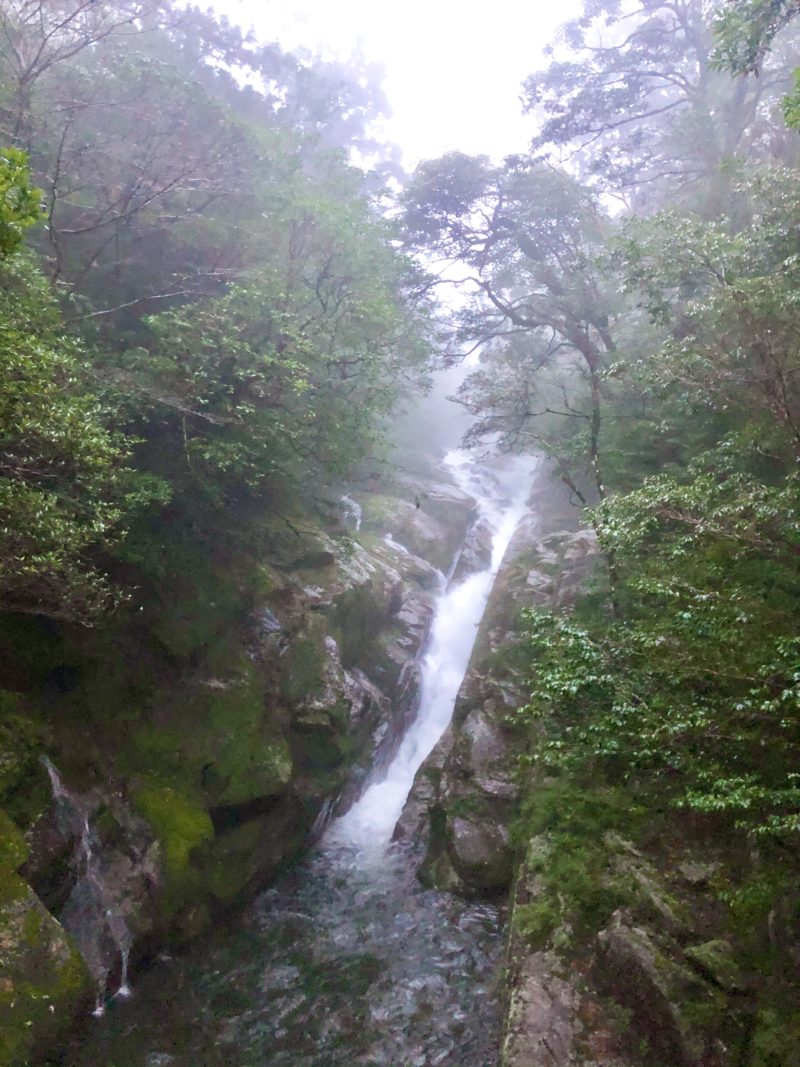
[1,1,800,1065]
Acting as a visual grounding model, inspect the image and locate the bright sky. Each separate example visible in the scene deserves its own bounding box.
[213,0,581,169]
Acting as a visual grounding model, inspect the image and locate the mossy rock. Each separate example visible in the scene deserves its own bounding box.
[513,898,561,950]
[132,783,213,915]
[0,811,28,876]
[357,493,457,571]
[124,668,292,808]
[203,819,265,906]
[332,580,386,669]
[0,877,92,1066]
[0,692,47,815]
[196,678,292,806]
[146,543,247,659]
[685,939,743,993]
[596,914,726,1066]
[280,630,327,703]
[750,1007,800,1067]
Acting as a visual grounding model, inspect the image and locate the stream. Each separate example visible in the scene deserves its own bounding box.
[60,451,535,1067]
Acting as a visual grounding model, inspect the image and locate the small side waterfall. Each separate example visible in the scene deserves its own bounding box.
[339,493,362,530]
[42,758,133,1015]
[328,449,536,851]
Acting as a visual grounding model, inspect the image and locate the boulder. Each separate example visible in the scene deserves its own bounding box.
[0,810,93,1066]
[595,911,726,1067]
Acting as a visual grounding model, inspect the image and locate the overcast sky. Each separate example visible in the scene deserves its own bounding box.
[213,0,581,169]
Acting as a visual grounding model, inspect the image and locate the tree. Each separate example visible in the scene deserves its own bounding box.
[713,0,800,126]
[713,0,800,73]
[515,163,800,840]
[120,191,431,516]
[615,167,800,456]
[0,151,155,622]
[0,0,401,333]
[523,0,799,209]
[403,153,619,508]
[518,440,800,838]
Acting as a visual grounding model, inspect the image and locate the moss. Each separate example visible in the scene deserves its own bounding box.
[133,783,213,874]
[204,685,291,806]
[0,811,28,872]
[333,581,384,669]
[0,811,29,927]
[750,1008,800,1067]
[145,541,246,659]
[132,783,213,914]
[0,882,92,1066]
[0,868,29,908]
[204,819,264,906]
[511,780,642,951]
[291,723,348,773]
[0,693,47,817]
[513,899,561,949]
[123,666,291,808]
[280,634,326,702]
[684,940,743,992]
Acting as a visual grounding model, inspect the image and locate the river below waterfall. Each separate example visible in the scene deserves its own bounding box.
[59,451,536,1067]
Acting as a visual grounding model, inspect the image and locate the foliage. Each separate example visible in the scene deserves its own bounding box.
[512,782,640,950]
[713,0,800,74]
[523,0,799,208]
[515,440,800,837]
[0,6,432,624]
[613,168,800,454]
[0,147,40,256]
[124,205,428,511]
[713,1,800,129]
[0,185,161,621]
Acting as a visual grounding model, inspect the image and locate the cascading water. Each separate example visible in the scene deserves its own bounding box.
[328,449,535,851]
[42,758,133,1015]
[64,450,537,1067]
[340,493,362,530]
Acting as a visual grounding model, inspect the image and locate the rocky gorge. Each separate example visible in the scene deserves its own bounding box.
[2,447,798,1067]
[0,450,479,1065]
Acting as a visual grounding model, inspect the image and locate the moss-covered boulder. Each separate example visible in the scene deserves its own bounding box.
[595,911,727,1067]
[132,783,213,926]
[684,939,743,994]
[125,666,291,810]
[357,492,463,572]
[0,809,92,1066]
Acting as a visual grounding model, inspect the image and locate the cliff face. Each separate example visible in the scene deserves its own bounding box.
[0,471,475,1065]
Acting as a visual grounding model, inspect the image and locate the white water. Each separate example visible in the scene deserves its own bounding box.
[327,449,537,851]
[340,493,362,530]
[42,757,133,1013]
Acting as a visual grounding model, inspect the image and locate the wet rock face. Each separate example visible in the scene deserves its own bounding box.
[426,706,518,894]
[500,837,636,1067]
[502,950,587,1067]
[353,476,476,574]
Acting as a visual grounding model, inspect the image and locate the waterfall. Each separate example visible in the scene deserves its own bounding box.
[328,448,537,851]
[41,758,133,1015]
[340,493,362,530]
